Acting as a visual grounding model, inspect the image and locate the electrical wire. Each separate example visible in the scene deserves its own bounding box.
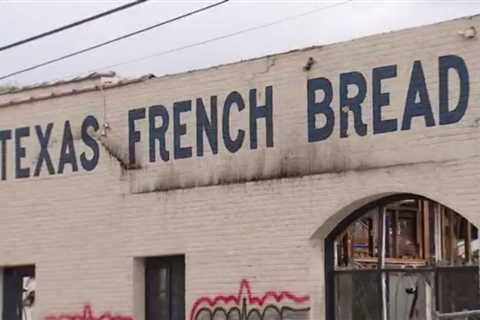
[0,0,148,52]
[0,0,230,81]
[42,0,353,83]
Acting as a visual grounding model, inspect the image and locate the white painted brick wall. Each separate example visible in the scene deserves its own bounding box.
[0,15,479,320]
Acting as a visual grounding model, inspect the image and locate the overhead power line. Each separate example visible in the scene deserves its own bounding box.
[0,0,230,81]
[0,0,148,52]
[55,0,353,81]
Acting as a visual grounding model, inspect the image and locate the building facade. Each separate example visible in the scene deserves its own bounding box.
[1,15,480,320]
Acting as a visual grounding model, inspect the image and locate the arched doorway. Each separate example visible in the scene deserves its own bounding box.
[325,194,480,320]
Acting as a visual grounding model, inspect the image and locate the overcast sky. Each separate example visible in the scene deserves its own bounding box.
[0,0,479,87]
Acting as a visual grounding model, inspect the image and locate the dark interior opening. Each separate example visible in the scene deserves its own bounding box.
[145,255,185,320]
[2,265,35,320]
[325,194,480,320]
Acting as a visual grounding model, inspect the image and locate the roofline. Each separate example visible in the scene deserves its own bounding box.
[0,74,155,108]
[0,71,117,96]
[0,13,478,108]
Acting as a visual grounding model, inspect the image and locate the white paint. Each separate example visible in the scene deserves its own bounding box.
[0,15,478,320]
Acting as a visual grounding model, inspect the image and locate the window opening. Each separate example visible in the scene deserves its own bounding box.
[2,266,35,320]
[326,196,480,320]
[145,255,185,320]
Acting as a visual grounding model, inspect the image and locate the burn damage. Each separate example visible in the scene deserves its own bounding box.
[128,157,442,195]
[328,196,480,319]
[122,53,473,194]
[99,136,141,172]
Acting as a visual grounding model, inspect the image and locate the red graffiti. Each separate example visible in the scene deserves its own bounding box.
[45,305,133,320]
[190,279,310,320]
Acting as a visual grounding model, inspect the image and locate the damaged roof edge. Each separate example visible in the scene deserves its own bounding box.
[0,71,118,96]
[0,74,156,108]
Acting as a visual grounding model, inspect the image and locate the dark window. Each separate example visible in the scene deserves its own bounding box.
[146,255,185,320]
[2,266,35,320]
[436,266,480,313]
[335,271,382,320]
[326,196,480,320]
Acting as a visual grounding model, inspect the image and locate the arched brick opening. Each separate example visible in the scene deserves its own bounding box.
[323,193,480,320]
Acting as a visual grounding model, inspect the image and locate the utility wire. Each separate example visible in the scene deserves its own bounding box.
[0,0,229,81]
[0,0,148,52]
[46,0,353,83]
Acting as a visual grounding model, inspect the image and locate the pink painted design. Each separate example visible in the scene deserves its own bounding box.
[189,279,310,320]
[45,305,133,320]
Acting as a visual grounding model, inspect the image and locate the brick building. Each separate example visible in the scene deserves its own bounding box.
[0,15,480,320]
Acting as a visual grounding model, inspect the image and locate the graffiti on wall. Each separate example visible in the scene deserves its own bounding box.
[190,279,310,320]
[45,305,133,320]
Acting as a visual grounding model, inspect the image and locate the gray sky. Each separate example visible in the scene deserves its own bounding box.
[0,0,479,87]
